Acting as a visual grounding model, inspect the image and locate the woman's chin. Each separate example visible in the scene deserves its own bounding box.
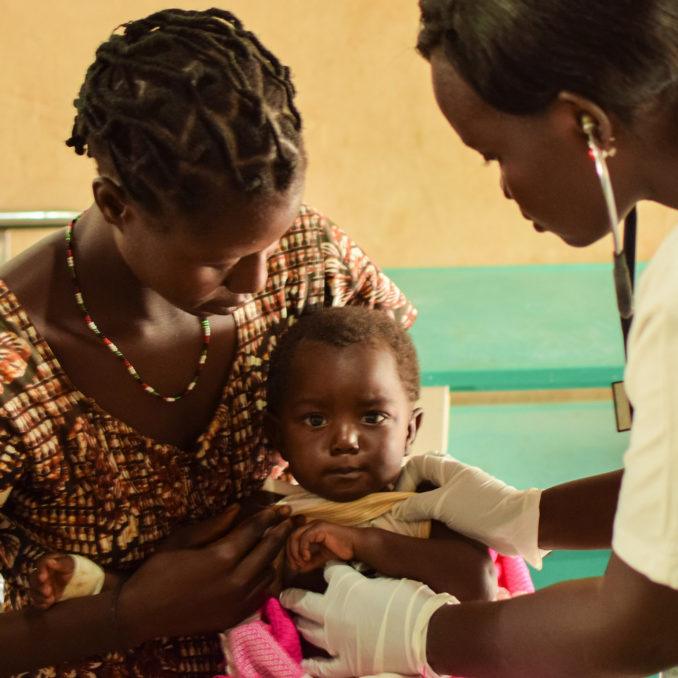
[537,222,609,248]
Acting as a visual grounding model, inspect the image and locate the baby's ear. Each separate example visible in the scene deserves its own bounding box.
[406,407,424,449]
[263,412,287,459]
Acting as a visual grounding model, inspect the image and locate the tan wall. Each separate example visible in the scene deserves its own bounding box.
[2,0,675,266]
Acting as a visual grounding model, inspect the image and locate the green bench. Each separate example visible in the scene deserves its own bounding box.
[387,263,631,391]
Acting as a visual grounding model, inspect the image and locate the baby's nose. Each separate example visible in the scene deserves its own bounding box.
[331,423,359,454]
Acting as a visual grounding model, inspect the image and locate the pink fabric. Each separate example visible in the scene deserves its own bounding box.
[218,598,304,678]
[490,549,535,595]
[218,555,534,677]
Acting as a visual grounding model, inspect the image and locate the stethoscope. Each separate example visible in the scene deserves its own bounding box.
[581,114,637,428]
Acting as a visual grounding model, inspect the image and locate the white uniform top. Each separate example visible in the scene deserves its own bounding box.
[613,226,678,589]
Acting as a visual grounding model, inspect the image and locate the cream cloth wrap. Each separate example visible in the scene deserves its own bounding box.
[277,488,431,538]
[61,554,105,600]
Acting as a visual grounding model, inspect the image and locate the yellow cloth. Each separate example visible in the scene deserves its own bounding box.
[278,489,431,538]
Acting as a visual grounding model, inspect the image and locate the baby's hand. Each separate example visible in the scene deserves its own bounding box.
[287,521,358,573]
[28,554,76,610]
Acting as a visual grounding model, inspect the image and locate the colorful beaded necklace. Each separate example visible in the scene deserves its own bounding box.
[65,219,211,403]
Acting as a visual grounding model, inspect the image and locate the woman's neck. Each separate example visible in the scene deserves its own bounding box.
[72,206,187,333]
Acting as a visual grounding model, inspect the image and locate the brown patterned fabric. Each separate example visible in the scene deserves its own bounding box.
[0,205,415,677]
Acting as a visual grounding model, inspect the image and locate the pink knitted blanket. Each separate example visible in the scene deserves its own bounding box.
[217,552,533,678]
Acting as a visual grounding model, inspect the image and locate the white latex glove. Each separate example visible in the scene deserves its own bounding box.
[280,561,456,678]
[394,454,545,568]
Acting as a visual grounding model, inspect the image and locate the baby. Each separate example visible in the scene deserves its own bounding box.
[264,306,497,601]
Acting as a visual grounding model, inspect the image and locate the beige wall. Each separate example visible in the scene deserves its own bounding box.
[2,0,675,266]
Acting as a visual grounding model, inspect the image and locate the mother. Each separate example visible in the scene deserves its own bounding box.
[0,8,416,675]
[282,1,678,675]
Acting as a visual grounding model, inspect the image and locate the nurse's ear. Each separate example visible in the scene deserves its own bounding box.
[558,91,617,156]
[264,411,287,460]
[405,407,424,451]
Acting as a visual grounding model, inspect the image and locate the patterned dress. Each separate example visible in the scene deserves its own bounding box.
[0,205,415,677]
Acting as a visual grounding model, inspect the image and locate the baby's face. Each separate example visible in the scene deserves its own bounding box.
[274,340,418,502]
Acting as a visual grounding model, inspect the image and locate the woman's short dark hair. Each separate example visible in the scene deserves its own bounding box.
[67,8,303,212]
[418,0,678,120]
[266,306,420,414]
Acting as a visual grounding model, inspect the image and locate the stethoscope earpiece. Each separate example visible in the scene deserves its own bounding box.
[580,113,597,136]
[581,112,634,321]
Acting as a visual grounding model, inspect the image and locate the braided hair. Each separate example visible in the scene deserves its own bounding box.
[67,8,303,213]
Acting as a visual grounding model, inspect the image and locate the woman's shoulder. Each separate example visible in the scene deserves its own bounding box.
[0,230,66,322]
[282,204,370,266]
[282,204,334,242]
[0,234,73,415]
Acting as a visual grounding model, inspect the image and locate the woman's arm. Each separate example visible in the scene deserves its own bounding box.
[0,507,294,676]
[426,553,678,677]
[538,469,623,550]
[280,553,678,678]
[0,589,121,676]
[394,455,623,561]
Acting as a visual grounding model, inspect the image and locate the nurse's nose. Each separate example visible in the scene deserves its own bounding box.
[331,421,359,455]
[225,251,269,294]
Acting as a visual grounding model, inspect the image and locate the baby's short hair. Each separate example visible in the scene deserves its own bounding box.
[266,306,420,413]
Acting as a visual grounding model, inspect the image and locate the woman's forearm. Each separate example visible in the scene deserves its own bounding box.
[538,469,623,550]
[426,553,678,677]
[0,589,121,676]
[427,577,614,676]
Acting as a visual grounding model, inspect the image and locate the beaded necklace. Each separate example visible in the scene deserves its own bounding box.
[65,219,211,403]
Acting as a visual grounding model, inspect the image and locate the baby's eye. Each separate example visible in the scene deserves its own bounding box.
[361,412,387,425]
[303,413,327,428]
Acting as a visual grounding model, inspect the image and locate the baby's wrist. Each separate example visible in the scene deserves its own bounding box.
[350,526,379,562]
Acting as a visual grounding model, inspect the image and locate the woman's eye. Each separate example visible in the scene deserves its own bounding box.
[362,412,387,425]
[303,414,327,428]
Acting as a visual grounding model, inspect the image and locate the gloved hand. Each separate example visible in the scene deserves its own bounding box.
[394,454,545,568]
[279,561,456,678]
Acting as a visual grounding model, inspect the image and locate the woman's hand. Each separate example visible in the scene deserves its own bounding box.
[280,561,457,677]
[155,504,248,551]
[116,505,296,646]
[394,454,543,567]
[287,521,359,573]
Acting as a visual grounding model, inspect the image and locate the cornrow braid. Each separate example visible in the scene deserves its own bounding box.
[67,8,303,212]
